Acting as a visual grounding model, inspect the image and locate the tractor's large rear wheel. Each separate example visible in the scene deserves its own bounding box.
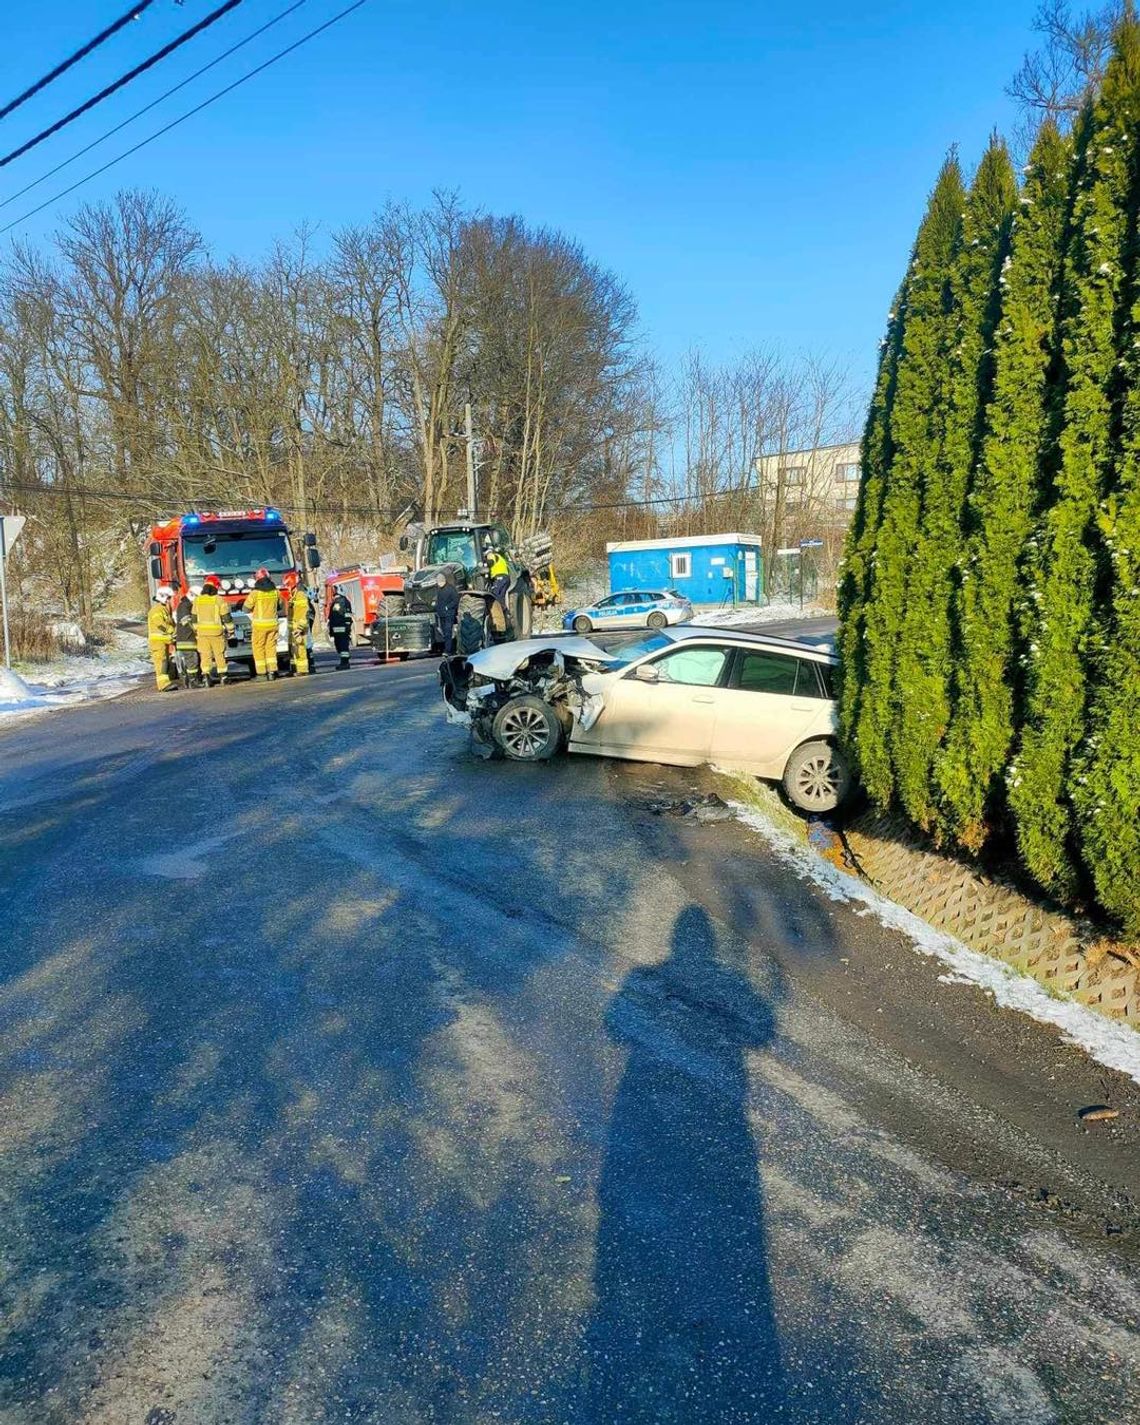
[510,588,533,640]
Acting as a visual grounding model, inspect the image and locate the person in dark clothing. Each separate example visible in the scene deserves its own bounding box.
[434,569,460,655]
[173,593,202,687]
[328,587,353,669]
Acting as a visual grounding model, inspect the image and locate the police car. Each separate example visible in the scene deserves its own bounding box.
[562,590,693,634]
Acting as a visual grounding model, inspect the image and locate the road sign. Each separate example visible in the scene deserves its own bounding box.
[1,515,27,669]
[799,538,824,548]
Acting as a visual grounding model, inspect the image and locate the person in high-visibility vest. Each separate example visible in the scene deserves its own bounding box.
[193,574,235,686]
[146,585,177,692]
[243,566,283,681]
[282,571,311,675]
[483,547,511,636]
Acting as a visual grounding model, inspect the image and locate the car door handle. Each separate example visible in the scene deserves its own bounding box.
[692,694,715,704]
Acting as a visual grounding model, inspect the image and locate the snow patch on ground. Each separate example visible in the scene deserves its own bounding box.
[729,798,1140,1085]
[691,601,827,626]
[0,624,147,725]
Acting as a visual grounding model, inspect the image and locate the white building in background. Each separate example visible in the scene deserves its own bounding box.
[753,440,862,526]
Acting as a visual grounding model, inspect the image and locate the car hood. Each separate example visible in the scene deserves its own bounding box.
[465,636,618,679]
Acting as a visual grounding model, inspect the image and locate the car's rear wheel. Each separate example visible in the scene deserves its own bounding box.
[492,695,563,761]
[783,740,852,814]
[573,615,592,634]
[646,610,667,629]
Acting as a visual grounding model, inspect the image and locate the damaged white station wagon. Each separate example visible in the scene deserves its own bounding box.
[440,627,852,813]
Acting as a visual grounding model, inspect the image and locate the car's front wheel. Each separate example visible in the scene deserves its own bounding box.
[492,695,563,761]
[573,615,592,634]
[783,740,852,814]
[646,610,667,629]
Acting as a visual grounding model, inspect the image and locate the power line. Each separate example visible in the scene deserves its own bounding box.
[0,0,372,233]
[0,2,156,125]
[0,2,247,171]
[0,476,761,520]
[0,1,313,213]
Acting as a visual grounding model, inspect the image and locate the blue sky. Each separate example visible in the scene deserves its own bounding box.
[0,1,1038,387]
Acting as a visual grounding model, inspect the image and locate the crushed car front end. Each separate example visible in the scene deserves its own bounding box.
[440,637,616,760]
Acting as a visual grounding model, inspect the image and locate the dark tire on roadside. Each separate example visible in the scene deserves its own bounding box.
[782,740,852,814]
[573,615,592,634]
[646,610,667,629]
[492,695,563,761]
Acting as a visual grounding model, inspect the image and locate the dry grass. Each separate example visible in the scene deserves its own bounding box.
[6,606,69,662]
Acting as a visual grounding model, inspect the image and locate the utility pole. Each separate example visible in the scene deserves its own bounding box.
[1,515,27,669]
[464,403,478,520]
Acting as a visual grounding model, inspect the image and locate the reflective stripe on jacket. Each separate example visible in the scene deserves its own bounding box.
[193,593,232,636]
[288,589,311,631]
[243,585,281,629]
[147,603,175,644]
[328,595,352,634]
[173,599,197,649]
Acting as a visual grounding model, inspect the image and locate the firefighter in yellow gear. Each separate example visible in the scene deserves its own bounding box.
[243,567,283,681]
[283,572,311,675]
[147,586,177,691]
[193,574,235,685]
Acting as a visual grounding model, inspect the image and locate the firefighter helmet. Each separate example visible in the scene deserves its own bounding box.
[154,585,174,603]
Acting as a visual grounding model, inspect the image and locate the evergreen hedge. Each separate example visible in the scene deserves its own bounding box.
[892,138,1017,832]
[848,158,965,807]
[839,18,1140,941]
[1008,28,1140,901]
[934,121,1072,851]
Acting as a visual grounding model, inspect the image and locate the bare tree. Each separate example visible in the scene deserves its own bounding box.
[1008,1,1124,149]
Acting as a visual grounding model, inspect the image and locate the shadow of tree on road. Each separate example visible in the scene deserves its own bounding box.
[582,904,786,1423]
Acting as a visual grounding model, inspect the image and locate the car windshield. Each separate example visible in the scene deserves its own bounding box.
[604,631,673,669]
[183,531,293,576]
[427,531,478,569]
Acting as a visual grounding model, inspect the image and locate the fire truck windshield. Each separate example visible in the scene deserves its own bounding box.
[183,531,293,577]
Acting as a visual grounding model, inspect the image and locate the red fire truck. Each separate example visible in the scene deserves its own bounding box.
[145,508,320,672]
[323,565,406,645]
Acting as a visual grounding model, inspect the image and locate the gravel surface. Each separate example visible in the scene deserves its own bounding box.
[0,638,1136,1424]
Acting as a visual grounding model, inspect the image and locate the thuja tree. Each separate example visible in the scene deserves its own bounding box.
[891,137,1018,832]
[934,120,1073,851]
[1074,226,1140,937]
[836,276,907,750]
[850,156,965,806]
[1009,19,1140,900]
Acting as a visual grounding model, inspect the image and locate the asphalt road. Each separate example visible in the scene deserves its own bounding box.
[1,626,1138,1425]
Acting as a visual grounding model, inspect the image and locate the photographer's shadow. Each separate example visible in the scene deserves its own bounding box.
[581,905,786,1422]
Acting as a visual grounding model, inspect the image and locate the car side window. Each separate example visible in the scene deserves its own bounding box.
[598,595,620,608]
[646,646,728,686]
[730,651,801,696]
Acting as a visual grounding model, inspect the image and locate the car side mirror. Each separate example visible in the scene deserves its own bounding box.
[306,547,321,570]
[633,663,660,684]
[398,535,409,551]
[149,556,162,580]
